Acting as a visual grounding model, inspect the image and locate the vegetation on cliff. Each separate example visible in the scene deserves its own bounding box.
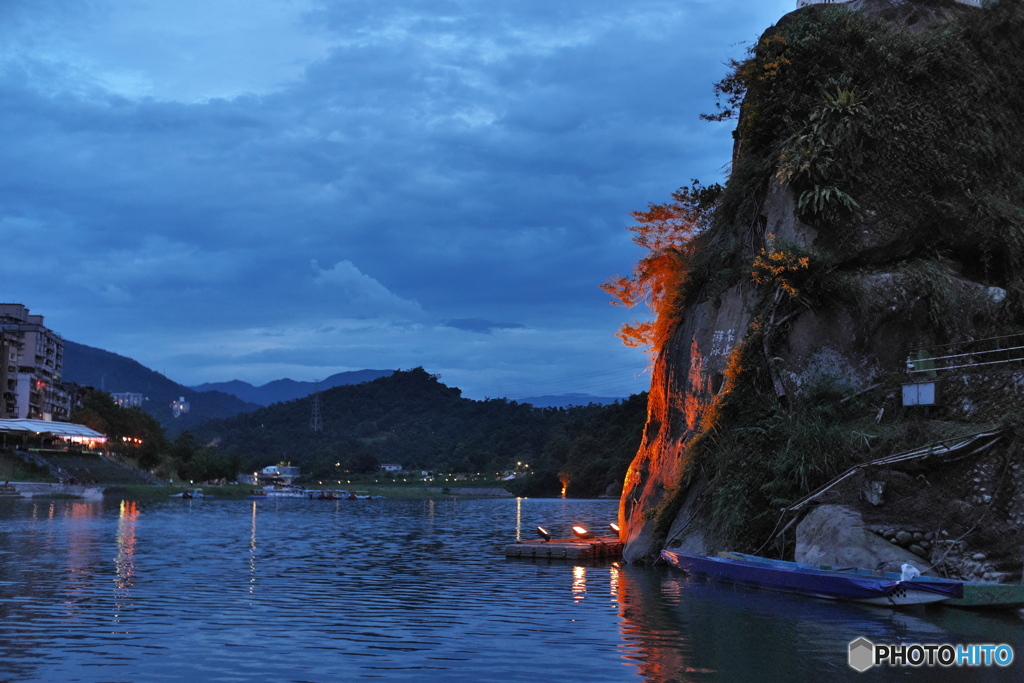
[703,0,1024,311]
[616,0,1024,553]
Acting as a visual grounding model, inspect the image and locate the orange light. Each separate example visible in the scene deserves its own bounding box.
[572,526,592,539]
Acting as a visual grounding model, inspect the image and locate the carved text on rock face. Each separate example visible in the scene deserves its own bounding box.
[710,329,736,358]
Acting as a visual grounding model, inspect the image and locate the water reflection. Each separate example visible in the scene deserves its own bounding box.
[63,501,102,621]
[248,501,257,595]
[0,498,1020,682]
[610,563,621,598]
[614,563,703,680]
[112,500,139,632]
[115,500,139,591]
[515,497,522,541]
[572,565,587,602]
[612,560,1024,682]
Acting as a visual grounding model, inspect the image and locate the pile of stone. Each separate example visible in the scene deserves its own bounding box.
[873,526,938,560]
[869,524,1013,582]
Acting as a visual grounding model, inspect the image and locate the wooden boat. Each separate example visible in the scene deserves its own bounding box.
[723,551,1024,610]
[661,550,962,606]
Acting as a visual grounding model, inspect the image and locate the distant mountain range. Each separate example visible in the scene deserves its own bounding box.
[192,370,394,406]
[515,393,624,408]
[62,340,261,434]
[62,339,626,431]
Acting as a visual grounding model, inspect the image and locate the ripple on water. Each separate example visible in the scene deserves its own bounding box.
[3,498,1021,682]
[1,498,645,682]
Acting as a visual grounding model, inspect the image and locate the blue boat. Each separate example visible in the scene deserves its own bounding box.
[661,550,963,606]
[724,551,1024,610]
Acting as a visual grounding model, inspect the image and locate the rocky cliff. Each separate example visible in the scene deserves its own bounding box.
[619,0,1024,570]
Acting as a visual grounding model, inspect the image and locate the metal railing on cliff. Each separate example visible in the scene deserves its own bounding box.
[906,333,1024,377]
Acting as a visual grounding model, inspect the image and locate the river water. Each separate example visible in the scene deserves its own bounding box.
[0,496,1021,682]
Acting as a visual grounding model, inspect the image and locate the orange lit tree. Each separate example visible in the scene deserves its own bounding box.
[601,181,721,352]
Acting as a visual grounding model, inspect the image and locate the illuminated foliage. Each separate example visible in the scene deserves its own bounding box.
[751,233,811,297]
[602,181,721,351]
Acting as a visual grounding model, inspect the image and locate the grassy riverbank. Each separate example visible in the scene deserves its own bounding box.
[0,450,57,483]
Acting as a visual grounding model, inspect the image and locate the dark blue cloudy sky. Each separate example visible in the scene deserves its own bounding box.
[1,0,796,399]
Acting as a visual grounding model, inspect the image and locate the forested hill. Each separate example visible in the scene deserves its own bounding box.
[63,340,260,432]
[192,367,647,497]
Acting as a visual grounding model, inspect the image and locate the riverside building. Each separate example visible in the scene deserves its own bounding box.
[0,304,69,421]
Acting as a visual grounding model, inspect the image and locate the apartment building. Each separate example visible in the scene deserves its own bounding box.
[112,392,145,409]
[0,304,69,421]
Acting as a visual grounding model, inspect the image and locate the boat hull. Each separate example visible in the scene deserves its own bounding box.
[661,551,959,606]
[952,584,1024,609]
[724,551,1023,610]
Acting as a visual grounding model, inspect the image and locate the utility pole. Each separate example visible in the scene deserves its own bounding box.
[310,380,323,433]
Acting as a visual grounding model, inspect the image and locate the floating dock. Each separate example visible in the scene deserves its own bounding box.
[504,536,623,560]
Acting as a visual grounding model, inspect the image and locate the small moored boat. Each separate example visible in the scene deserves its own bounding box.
[661,550,962,606]
[723,551,1024,610]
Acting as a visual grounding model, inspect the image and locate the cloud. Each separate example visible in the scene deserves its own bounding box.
[0,0,339,101]
[442,318,526,334]
[0,0,797,397]
[311,259,424,320]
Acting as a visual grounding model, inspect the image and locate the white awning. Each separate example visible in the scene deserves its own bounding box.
[0,419,106,439]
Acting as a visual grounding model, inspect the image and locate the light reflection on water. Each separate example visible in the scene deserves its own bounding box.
[0,497,1021,682]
